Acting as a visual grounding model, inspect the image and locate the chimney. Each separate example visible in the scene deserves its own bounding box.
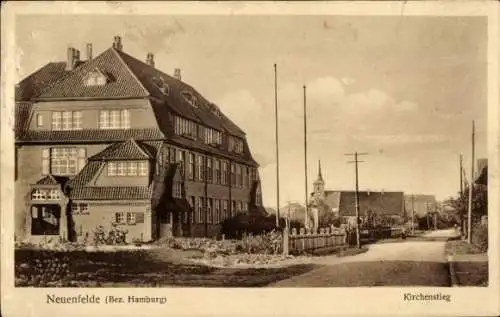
[86,43,93,60]
[66,47,75,71]
[72,49,80,69]
[112,35,123,51]
[146,53,155,67]
[174,68,181,80]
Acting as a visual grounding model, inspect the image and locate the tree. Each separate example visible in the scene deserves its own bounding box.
[447,184,488,237]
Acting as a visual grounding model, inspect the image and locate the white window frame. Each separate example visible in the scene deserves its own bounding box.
[50,148,78,175]
[36,114,43,127]
[99,110,131,129]
[31,189,46,200]
[116,212,126,224]
[138,162,148,176]
[126,212,136,224]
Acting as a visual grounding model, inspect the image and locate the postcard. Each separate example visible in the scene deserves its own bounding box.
[1,1,499,317]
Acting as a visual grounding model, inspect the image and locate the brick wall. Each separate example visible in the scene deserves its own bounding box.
[72,201,152,243]
[28,99,157,130]
[15,143,109,239]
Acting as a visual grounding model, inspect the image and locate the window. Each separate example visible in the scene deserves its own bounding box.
[207,198,213,224]
[84,71,107,87]
[231,200,236,217]
[153,77,169,95]
[173,183,182,198]
[231,164,236,186]
[48,189,60,200]
[206,158,212,183]
[107,161,148,176]
[228,136,244,153]
[138,162,148,176]
[72,203,89,214]
[176,150,185,174]
[127,212,136,224]
[127,162,137,175]
[243,202,248,213]
[223,200,229,220]
[115,212,126,224]
[204,127,223,145]
[108,162,117,176]
[236,165,242,187]
[189,196,195,223]
[215,199,221,223]
[181,91,197,108]
[188,153,195,180]
[197,197,204,224]
[36,114,43,127]
[197,155,204,181]
[31,189,46,200]
[221,161,228,185]
[169,148,176,163]
[214,159,220,184]
[99,110,130,129]
[174,116,197,138]
[51,148,78,175]
[52,111,82,131]
[244,167,250,188]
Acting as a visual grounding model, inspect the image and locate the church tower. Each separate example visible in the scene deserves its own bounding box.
[313,160,325,199]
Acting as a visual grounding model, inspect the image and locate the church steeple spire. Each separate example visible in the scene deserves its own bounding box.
[317,160,323,182]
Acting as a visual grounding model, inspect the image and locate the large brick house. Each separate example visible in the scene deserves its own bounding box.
[15,36,264,243]
[309,161,405,228]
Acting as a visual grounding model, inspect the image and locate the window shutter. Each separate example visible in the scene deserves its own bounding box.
[135,212,145,223]
[42,149,50,175]
[78,148,86,172]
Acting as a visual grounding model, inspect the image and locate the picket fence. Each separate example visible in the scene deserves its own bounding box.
[285,227,347,255]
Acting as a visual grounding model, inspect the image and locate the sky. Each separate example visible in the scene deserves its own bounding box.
[15,15,488,206]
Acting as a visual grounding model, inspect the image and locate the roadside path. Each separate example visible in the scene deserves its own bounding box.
[271,229,457,287]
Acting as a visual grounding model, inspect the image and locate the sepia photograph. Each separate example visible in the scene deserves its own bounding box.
[1,1,499,317]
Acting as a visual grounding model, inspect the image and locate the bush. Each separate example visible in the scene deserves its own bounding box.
[236,230,282,255]
[472,223,488,252]
[92,225,128,246]
[221,213,297,239]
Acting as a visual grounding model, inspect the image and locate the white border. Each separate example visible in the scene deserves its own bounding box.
[1,2,499,317]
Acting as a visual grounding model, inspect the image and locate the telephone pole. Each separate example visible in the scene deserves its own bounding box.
[411,194,415,235]
[303,85,309,229]
[460,153,465,237]
[274,64,280,228]
[467,120,475,244]
[345,152,367,249]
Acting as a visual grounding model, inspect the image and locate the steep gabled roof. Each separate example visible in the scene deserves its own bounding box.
[35,174,70,187]
[88,138,155,161]
[36,48,149,99]
[339,191,405,217]
[65,161,103,188]
[15,62,70,101]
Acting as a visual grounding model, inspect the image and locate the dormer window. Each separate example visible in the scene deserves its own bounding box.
[152,77,169,95]
[181,91,197,108]
[83,68,108,87]
[210,103,221,117]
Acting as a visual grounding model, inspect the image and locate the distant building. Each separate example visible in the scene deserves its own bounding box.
[404,195,437,218]
[309,161,405,229]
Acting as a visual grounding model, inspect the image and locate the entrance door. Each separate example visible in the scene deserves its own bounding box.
[31,205,61,236]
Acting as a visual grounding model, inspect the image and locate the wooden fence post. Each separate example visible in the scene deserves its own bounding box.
[283,227,289,256]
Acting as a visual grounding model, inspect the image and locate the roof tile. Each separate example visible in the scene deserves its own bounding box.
[16,128,165,143]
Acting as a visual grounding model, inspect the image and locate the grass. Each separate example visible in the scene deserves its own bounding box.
[272,261,451,287]
[452,262,488,287]
[445,240,485,256]
[15,248,318,287]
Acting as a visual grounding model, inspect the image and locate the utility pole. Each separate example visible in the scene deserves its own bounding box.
[303,85,309,229]
[467,120,475,244]
[460,153,465,237]
[345,152,367,249]
[274,63,280,228]
[411,194,415,235]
